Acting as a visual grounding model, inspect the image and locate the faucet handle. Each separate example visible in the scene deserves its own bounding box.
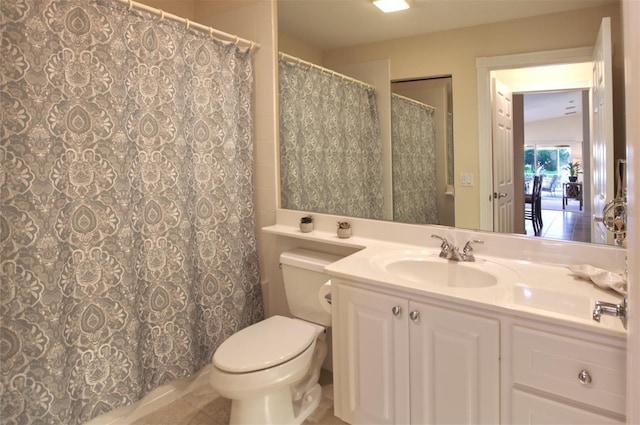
[431,234,451,258]
[431,234,449,246]
[462,239,484,262]
[463,239,484,254]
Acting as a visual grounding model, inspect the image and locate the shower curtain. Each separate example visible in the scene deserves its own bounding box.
[0,1,262,423]
[279,58,384,220]
[391,94,438,224]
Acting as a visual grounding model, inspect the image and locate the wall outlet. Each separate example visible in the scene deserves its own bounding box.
[460,172,474,187]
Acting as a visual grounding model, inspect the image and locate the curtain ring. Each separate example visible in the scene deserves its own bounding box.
[185,19,190,29]
[249,40,254,50]
[209,26,214,36]
[160,9,164,20]
[128,0,133,10]
[234,36,239,45]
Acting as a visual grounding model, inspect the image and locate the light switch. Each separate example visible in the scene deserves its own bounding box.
[460,172,474,187]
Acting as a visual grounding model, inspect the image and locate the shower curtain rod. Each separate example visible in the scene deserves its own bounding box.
[279,52,375,90]
[392,93,436,111]
[114,0,260,52]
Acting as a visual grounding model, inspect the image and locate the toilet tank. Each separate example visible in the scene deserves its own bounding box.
[280,248,343,327]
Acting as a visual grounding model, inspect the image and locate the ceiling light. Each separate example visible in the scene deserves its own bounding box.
[373,0,410,13]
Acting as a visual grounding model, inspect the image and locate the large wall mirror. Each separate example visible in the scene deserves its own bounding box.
[277,0,626,246]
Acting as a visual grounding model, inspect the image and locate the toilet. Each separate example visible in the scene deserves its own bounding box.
[210,248,341,425]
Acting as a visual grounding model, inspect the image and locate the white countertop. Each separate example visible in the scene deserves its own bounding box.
[324,243,626,338]
[264,222,627,339]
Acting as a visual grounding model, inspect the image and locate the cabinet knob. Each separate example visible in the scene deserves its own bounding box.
[409,310,420,322]
[392,305,401,316]
[578,370,592,385]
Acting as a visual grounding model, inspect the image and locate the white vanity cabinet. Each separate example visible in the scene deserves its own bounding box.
[332,281,500,425]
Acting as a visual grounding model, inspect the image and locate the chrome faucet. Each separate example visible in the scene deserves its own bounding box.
[431,235,484,262]
[593,297,628,329]
[431,234,462,261]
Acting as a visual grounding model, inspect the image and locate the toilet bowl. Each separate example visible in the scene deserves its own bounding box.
[209,249,341,425]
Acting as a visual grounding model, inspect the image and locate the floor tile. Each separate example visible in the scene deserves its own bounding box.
[131,370,347,425]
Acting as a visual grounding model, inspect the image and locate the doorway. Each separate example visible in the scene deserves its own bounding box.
[478,19,616,243]
[492,65,592,240]
[475,47,596,232]
[518,89,592,242]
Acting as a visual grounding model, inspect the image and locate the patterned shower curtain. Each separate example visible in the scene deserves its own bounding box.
[279,58,384,219]
[391,94,438,224]
[1,1,262,423]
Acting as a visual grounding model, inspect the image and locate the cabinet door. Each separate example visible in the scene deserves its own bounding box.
[334,284,410,425]
[409,301,500,424]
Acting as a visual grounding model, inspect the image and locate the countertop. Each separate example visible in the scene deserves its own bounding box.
[264,223,627,338]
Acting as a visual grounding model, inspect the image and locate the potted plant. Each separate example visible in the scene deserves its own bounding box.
[565,161,582,182]
[337,221,351,238]
[300,215,313,233]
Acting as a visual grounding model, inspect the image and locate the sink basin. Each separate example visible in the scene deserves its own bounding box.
[373,250,518,288]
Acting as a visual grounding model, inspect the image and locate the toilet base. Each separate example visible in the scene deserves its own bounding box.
[293,383,322,425]
[229,383,322,425]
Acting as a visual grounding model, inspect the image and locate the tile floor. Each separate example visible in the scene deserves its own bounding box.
[524,195,591,243]
[132,370,348,425]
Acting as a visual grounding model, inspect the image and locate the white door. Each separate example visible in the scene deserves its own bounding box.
[492,78,515,233]
[590,17,615,244]
[409,301,500,424]
[333,284,410,425]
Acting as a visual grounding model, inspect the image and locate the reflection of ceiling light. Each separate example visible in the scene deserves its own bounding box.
[373,0,410,13]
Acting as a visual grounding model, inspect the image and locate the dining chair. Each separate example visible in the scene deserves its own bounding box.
[524,175,543,235]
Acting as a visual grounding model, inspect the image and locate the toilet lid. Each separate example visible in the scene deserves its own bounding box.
[213,316,318,373]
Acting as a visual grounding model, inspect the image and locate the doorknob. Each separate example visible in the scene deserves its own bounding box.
[493,192,508,199]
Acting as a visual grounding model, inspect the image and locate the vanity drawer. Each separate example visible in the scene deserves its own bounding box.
[511,389,624,424]
[512,326,626,415]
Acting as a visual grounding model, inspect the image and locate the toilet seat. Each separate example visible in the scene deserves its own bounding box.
[213,316,318,373]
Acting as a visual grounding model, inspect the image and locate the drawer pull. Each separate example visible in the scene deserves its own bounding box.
[410,310,420,322]
[578,370,592,385]
[392,305,401,316]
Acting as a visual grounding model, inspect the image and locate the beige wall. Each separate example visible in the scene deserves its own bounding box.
[621,0,640,419]
[525,114,584,143]
[494,62,592,91]
[135,0,197,19]
[279,32,323,64]
[321,3,623,229]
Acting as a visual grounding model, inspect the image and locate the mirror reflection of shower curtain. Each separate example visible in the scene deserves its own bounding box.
[391,94,438,224]
[279,59,384,219]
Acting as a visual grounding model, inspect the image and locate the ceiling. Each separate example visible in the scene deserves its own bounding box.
[278,0,616,51]
[524,90,584,123]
